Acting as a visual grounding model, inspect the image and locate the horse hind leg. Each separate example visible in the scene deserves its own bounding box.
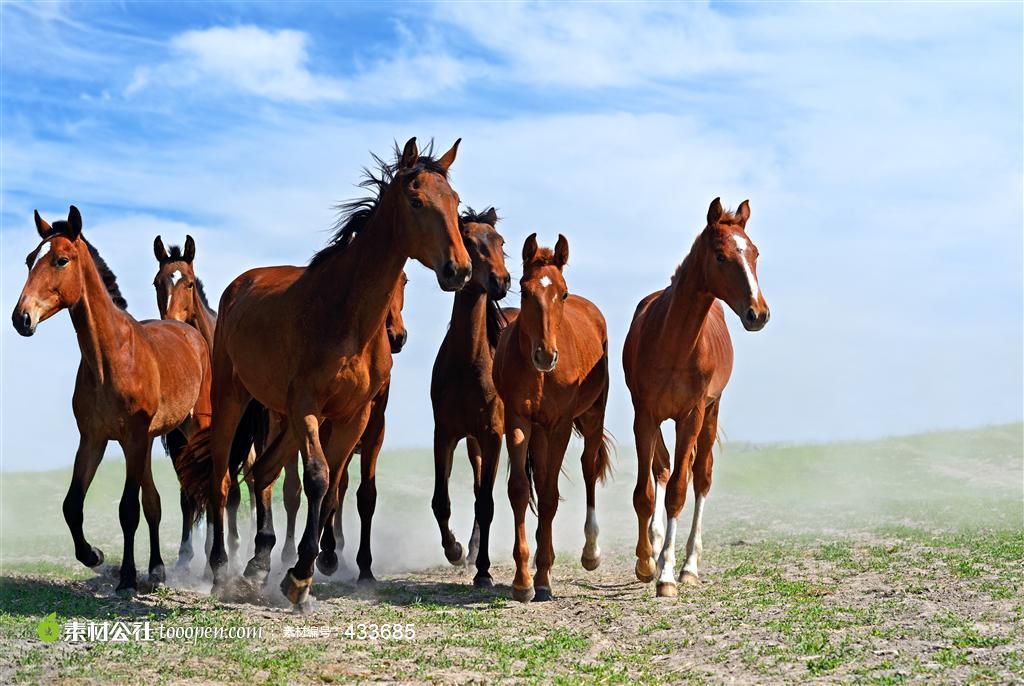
[680,401,718,586]
[649,431,671,556]
[281,454,301,566]
[576,404,608,572]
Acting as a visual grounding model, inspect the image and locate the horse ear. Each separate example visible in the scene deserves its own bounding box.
[34,210,52,239]
[707,197,723,226]
[183,235,196,263]
[522,233,540,265]
[482,207,498,226]
[399,137,419,170]
[67,205,83,240]
[554,234,569,269]
[736,199,751,228]
[436,138,461,173]
[153,235,168,262]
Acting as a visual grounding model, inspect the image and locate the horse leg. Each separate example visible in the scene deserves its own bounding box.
[632,411,660,582]
[681,400,718,585]
[135,437,169,585]
[115,429,153,593]
[315,420,347,578]
[353,400,384,584]
[244,428,298,585]
[244,446,258,555]
[281,454,301,566]
[656,404,704,598]
[63,433,107,570]
[331,460,350,559]
[506,415,534,602]
[226,478,242,560]
[576,407,607,572]
[465,435,484,569]
[431,430,464,565]
[534,423,571,602]
[207,381,250,591]
[469,431,501,588]
[649,432,671,558]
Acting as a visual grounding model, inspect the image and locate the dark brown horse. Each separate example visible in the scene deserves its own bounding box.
[12,206,211,592]
[179,138,470,606]
[430,207,511,587]
[493,234,612,603]
[623,198,769,597]
[153,236,262,567]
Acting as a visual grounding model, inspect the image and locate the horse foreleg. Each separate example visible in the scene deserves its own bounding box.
[64,434,107,570]
[469,431,501,588]
[354,394,386,583]
[656,403,704,598]
[331,461,350,558]
[681,400,718,585]
[244,428,296,584]
[649,432,671,557]
[632,412,659,583]
[465,435,484,569]
[116,430,152,593]
[431,427,464,565]
[506,415,533,603]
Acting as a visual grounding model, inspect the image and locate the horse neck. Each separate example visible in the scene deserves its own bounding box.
[68,248,132,381]
[301,196,407,348]
[449,286,491,360]
[662,234,716,353]
[190,301,217,351]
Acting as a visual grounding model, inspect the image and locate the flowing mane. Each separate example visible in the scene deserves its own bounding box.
[310,140,450,269]
[162,245,213,311]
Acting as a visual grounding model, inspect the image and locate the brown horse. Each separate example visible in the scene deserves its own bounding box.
[152,236,262,567]
[430,207,511,587]
[493,234,612,603]
[279,271,409,569]
[179,138,470,605]
[623,198,769,597]
[12,206,211,592]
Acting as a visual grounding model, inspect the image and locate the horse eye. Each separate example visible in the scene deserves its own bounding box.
[187,282,194,289]
[562,291,569,301]
[410,198,424,209]
[55,256,70,268]
[716,253,726,263]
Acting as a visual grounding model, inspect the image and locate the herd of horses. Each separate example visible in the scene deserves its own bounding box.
[12,137,770,607]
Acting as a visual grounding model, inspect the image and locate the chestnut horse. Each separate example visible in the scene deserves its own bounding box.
[279,271,409,569]
[430,207,511,587]
[179,138,470,605]
[493,234,612,603]
[153,236,263,567]
[623,198,769,597]
[12,206,211,592]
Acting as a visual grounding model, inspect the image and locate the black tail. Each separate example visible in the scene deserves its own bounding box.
[176,428,213,514]
[228,400,270,483]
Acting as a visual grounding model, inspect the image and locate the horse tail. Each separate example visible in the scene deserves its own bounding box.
[524,442,538,514]
[175,428,213,517]
[596,430,615,483]
[229,399,269,482]
[165,427,203,526]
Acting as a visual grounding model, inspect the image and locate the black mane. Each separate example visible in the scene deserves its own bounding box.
[486,299,508,349]
[35,220,127,310]
[310,140,450,269]
[164,245,212,311]
[459,206,498,226]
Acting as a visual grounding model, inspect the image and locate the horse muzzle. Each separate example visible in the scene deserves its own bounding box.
[437,259,472,292]
[533,347,558,373]
[12,308,36,337]
[742,306,770,332]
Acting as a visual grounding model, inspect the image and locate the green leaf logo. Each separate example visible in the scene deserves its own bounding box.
[37,613,60,643]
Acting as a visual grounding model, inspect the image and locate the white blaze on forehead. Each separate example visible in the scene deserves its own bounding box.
[539,275,552,288]
[733,234,759,299]
[35,241,52,265]
[170,269,184,286]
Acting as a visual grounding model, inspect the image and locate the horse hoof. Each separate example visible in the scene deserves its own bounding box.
[316,551,339,577]
[635,557,657,583]
[581,553,601,571]
[149,565,167,585]
[243,559,270,585]
[679,571,700,586]
[357,571,376,586]
[444,542,465,566]
[473,574,494,589]
[115,576,137,596]
[512,585,535,603]
[656,581,678,598]
[81,546,105,569]
[280,571,313,606]
[534,586,553,602]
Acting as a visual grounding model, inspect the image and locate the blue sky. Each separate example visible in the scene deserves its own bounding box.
[2,1,1022,471]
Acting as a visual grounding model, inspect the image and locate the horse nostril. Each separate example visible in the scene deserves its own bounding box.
[745,308,757,323]
[443,260,457,280]
[22,312,30,328]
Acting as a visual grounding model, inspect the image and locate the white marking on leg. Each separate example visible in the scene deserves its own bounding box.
[583,506,601,561]
[681,494,706,578]
[657,516,678,584]
[649,480,666,552]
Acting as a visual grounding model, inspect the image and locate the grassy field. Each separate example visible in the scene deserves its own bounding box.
[1,423,1021,684]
